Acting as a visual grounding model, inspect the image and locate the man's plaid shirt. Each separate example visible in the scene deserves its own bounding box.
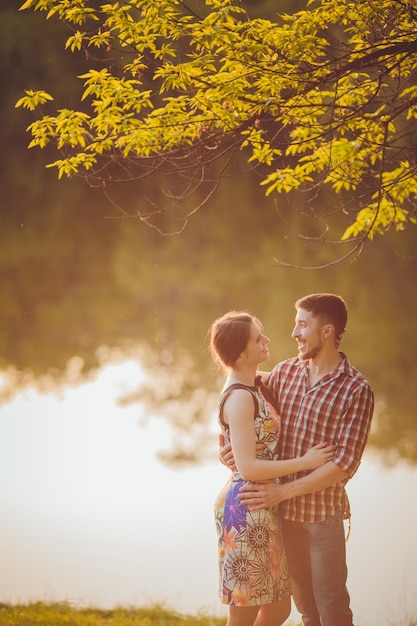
[268,353,374,523]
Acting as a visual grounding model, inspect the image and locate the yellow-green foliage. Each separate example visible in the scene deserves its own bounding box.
[0,602,228,626]
[16,0,417,241]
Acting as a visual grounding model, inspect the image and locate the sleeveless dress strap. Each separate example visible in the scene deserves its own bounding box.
[218,383,259,428]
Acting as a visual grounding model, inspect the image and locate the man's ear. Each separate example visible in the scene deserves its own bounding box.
[322,324,334,339]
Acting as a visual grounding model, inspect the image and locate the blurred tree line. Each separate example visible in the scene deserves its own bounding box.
[1,0,416,464]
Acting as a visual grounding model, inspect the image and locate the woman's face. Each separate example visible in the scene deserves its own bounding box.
[240,320,270,366]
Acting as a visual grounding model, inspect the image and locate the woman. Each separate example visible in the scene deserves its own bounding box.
[209,311,334,626]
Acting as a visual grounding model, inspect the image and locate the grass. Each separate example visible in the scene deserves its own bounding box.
[0,602,416,626]
[0,603,228,626]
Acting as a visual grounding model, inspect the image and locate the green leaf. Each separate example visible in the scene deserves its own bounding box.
[15,90,54,110]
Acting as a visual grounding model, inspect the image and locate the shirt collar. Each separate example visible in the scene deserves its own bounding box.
[336,352,354,378]
[299,352,353,378]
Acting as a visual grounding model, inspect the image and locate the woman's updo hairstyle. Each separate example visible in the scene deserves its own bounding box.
[209,311,260,370]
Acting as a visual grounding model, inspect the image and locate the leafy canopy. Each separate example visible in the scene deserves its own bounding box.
[16,0,417,257]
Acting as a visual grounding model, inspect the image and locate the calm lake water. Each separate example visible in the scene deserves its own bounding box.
[1,358,416,626]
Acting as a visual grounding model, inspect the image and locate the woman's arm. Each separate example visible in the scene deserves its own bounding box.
[238,462,349,510]
[225,389,334,481]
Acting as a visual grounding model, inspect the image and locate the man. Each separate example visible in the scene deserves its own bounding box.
[221,293,374,626]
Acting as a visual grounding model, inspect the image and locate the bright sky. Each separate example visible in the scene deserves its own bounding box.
[0,359,416,624]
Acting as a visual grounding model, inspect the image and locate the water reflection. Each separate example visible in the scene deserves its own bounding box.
[0,359,416,625]
[2,183,417,464]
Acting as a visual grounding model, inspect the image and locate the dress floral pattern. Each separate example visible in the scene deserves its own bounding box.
[214,383,291,606]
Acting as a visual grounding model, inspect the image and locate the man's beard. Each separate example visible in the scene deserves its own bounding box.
[299,337,323,360]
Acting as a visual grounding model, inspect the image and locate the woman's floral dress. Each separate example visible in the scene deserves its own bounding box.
[214,383,291,606]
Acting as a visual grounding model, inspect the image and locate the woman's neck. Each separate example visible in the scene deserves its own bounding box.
[227,369,257,387]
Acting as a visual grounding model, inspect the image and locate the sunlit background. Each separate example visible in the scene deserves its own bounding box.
[1,0,417,624]
[1,360,417,626]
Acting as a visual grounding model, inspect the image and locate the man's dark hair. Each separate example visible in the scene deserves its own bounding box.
[295,293,348,337]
